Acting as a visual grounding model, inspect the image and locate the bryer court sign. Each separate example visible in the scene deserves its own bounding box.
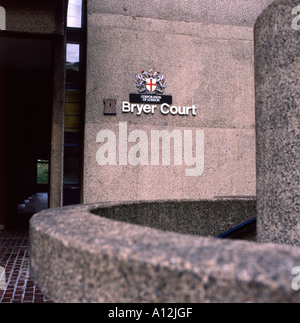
[126,69,198,116]
[98,69,204,177]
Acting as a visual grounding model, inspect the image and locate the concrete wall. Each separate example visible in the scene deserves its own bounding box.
[0,0,64,35]
[255,0,300,246]
[83,0,274,203]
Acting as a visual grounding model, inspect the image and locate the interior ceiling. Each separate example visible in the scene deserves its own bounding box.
[0,37,52,69]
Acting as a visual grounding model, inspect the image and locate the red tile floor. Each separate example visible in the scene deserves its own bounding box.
[0,229,53,303]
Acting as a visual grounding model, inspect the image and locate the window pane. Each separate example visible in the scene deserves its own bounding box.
[67,0,83,28]
[65,90,81,132]
[65,115,80,132]
[66,44,80,83]
[66,89,80,103]
[65,103,80,115]
[64,147,80,184]
[67,43,80,63]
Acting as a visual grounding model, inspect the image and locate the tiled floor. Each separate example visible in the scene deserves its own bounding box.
[0,229,53,303]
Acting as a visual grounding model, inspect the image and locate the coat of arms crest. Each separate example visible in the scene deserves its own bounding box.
[136,69,166,94]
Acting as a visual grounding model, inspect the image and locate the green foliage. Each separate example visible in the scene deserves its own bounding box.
[37,162,49,184]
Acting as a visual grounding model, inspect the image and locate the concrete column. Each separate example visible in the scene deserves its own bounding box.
[49,37,65,209]
[49,0,67,208]
[255,0,300,245]
[0,62,5,227]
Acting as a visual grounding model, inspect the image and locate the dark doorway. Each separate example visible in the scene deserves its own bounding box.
[0,35,53,228]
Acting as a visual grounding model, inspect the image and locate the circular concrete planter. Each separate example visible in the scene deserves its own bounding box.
[30,200,300,303]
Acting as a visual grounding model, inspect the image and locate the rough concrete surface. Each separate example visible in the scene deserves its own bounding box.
[30,202,300,303]
[255,0,300,246]
[84,2,259,203]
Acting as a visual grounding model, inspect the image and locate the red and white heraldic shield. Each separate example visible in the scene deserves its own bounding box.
[146,78,157,93]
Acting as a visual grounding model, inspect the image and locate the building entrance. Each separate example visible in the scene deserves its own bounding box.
[0,35,53,228]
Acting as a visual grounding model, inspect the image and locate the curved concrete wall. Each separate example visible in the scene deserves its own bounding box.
[30,202,300,303]
[255,0,300,246]
[91,199,256,237]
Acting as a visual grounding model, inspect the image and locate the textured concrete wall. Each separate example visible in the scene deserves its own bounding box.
[255,0,300,246]
[0,0,64,35]
[89,0,275,27]
[91,199,256,238]
[84,1,274,203]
